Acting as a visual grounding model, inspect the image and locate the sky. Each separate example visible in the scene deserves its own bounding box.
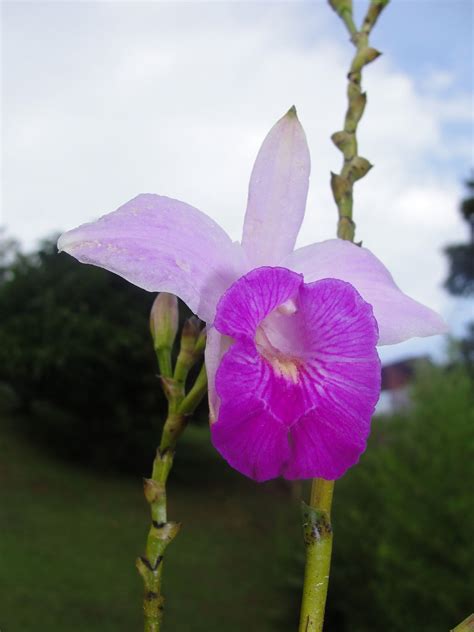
[1,0,473,366]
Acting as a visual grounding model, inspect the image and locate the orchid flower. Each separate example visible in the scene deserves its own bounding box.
[58,108,447,482]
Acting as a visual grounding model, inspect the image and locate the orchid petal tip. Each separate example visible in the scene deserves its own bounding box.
[286,105,298,118]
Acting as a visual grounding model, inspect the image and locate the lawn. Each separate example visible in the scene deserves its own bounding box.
[0,413,302,631]
[3,365,471,631]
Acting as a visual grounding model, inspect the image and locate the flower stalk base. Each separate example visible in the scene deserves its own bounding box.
[298,478,334,632]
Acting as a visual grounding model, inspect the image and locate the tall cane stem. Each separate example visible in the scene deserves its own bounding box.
[137,306,207,632]
[329,0,389,241]
[298,1,389,630]
[298,479,334,632]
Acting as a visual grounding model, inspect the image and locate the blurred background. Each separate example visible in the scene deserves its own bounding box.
[1,1,473,631]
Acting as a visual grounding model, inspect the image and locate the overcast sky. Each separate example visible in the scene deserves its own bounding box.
[1,0,473,365]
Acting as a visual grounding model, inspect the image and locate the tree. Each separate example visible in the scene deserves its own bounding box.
[444,174,474,295]
[328,365,474,631]
[0,237,204,472]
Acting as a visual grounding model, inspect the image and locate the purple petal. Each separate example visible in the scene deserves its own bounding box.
[214,266,303,340]
[282,239,448,345]
[211,267,380,481]
[215,339,312,427]
[283,279,381,480]
[241,108,311,267]
[211,397,290,482]
[58,194,248,323]
[285,407,367,480]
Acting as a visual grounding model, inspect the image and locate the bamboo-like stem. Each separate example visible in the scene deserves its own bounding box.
[137,447,180,632]
[298,2,389,630]
[298,478,334,632]
[137,314,207,632]
[329,0,389,242]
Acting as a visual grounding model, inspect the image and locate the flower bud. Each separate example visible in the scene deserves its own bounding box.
[174,316,204,384]
[193,326,207,357]
[348,156,373,182]
[331,130,356,160]
[330,173,351,205]
[346,92,367,132]
[150,293,179,351]
[180,316,201,355]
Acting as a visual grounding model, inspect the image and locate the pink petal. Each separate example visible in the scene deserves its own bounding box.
[58,194,248,323]
[215,339,311,427]
[241,108,311,267]
[282,239,448,345]
[211,397,290,482]
[214,266,303,340]
[211,267,381,481]
[285,406,367,480]
[284,279,381,479]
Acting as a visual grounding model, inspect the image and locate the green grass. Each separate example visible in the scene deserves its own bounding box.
[0,414,302,631]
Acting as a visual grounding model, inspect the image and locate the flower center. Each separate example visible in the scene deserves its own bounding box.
[254,300,303,384]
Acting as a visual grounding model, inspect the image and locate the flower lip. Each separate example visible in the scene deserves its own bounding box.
[214,266,304,341]
[255,325,302,385]
[211,266,381,481]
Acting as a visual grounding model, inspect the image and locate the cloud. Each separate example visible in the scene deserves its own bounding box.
[2,1,471,362]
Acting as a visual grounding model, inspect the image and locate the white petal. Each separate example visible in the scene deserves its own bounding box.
[204,327,232,423]
[58,194,248,323]
[241,108,311,266]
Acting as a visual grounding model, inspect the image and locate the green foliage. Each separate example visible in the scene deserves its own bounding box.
[0,237,203,472]
[326,364,474,631]
[445,175,474,296]
[0,417,298,632]
[458,322,474,375]
[2,364,471,630]
[444,243,474,295]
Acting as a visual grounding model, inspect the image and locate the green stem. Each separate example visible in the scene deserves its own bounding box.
[298,479,334,632]
[137,445,181,632]
[155,347,173,379]
[179,363,208,416]
[329,0,389,242]
[452,615,474,632]
[137,319,207,632]
[298,3,390,631]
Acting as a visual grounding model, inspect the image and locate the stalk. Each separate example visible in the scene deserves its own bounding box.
[298,479,334,632]
[137,308,208,631]
[298,2,389,630]
[329,0,389,242]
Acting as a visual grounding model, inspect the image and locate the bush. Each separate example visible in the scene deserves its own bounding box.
[0,237,205,472]
[326,365,474,631]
